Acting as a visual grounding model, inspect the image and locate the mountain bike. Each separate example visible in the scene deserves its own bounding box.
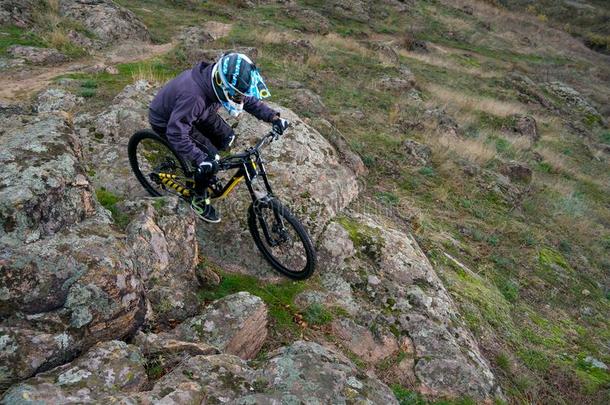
[127,128,317,280]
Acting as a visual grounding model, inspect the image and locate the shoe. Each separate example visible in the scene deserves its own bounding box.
[191,196,221,223]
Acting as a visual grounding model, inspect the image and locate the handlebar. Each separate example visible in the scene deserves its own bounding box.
[218,131,277,170]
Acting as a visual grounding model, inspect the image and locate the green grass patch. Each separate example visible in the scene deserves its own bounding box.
[0,26,44,56]
[302,303,333,326]
[95,187,130,229]
[198,272,306,328]
[336,217,385,262]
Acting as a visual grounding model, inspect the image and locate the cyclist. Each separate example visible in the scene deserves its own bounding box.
[148,52,289,223]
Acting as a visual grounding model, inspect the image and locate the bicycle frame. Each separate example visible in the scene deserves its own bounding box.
[156,132,277,203]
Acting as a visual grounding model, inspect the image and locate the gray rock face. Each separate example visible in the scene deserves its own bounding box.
[2,341,146,404]
[0,219,146,386]
[315,212,502,401]
[74,80,156,198]
[403,139,432,166]
[0,1,34,27]
[259,341,398,404]
[197,103,358,278]
[173,292,268,360]
[35,89,84,113]
[7,46,67,65]
[125,198,201,325]
[59,0,150,44]
[547,81,602,121]
[292,88,326,114]
[0,113,98,245]
[331,317,399,364]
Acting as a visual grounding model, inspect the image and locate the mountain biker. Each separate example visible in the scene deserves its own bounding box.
[148,52,289,223]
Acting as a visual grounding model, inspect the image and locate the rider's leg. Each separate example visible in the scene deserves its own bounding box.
[190,127,221,223]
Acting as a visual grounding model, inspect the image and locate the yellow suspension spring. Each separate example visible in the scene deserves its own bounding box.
[158,173,191,197]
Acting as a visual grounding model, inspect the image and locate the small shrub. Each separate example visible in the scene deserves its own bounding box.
[302,303,333,325]
[375,191,400,206]
[81,79,98,89]
[419,166,436,176]
[496,353,511,371]
[79,88,96,98]
[96,188,130,229]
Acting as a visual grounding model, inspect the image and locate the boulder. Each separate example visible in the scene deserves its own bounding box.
[178,26,215,54]
[7,46,66,65]
[58,0,150,44]
[313,212,502,401]
[173,292,268,360]
[0,113,99,245]
[372,42,400,65]
[402,139,432,166]
[1,341,147,403]
[379,76,415,92]
[197,103,358,278]
[424,107,461,137]
[546,81,603,121]
[125,198,201,325]
[507,114,538,141]
[35,89,84,113]
[134,331,219,373]
[499,161,532,184]
[259,341,398,404]
[0,220,146,386]
[292,88,326,115]
[118,354,258,404]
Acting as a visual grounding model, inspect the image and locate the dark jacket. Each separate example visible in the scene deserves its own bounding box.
[149,61,278,165]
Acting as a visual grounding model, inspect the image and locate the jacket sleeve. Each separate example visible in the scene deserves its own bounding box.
[243,97,278,122]
[196,110,234,148]
[166,95,207,165]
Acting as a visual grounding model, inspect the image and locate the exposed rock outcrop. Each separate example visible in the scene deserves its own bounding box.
[313,212,502,401]
[58,0,150,44]
[125,198,201,325]
[164,292,268,360]
[2,341,147,403]
[8,45,67,65]
[74,80,156,198]
[35,89,84,113]
[197,103,359,278]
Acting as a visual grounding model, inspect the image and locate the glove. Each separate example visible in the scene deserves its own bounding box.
[196,155,220,176]
[271,117,289,138]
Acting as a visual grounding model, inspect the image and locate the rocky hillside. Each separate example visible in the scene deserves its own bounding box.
[1,1,609,404]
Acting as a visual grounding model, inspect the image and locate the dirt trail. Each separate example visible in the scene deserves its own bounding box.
[0,42,174,103]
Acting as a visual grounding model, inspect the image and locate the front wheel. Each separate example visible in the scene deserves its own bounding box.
[248,198,317,279]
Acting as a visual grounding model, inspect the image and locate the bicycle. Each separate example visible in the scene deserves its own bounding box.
[127,127,317,280]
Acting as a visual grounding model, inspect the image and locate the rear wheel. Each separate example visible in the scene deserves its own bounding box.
[248,198,316,279]
[128,130,191,198]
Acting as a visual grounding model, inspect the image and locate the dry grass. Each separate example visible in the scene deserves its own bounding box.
[427,83,527,117]
[428,131,497,165]
[254,29,298,44]
[45,28,70,49]
[312,33,371,56]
